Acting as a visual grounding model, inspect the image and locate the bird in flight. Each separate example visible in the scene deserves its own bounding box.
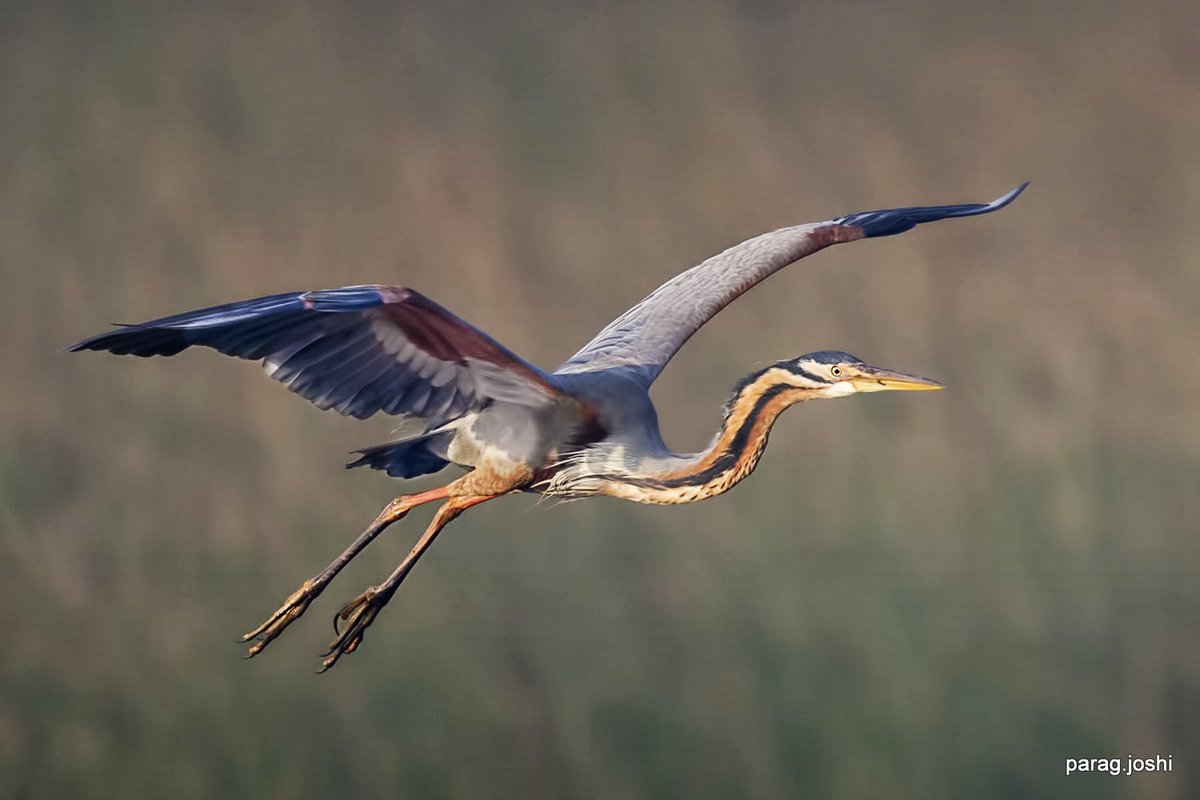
[69,184,1026,670]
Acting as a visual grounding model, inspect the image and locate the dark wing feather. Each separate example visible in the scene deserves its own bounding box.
[557,184,1027,387]
[68,285,562,421]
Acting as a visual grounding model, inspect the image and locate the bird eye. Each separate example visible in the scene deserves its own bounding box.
[830,366,843,377]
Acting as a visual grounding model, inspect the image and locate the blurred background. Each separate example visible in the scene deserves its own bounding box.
[3,1,1198,797]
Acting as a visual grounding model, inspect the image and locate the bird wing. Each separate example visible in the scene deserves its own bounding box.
[556,184,1028,387]
[68,285,564,421]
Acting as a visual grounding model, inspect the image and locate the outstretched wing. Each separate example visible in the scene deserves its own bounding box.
[557,184,1028,387]
[68,285,563,421]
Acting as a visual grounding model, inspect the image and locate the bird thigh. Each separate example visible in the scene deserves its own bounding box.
[446,464,534,497]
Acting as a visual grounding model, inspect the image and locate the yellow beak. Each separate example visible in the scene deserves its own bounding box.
[848,364,944,392]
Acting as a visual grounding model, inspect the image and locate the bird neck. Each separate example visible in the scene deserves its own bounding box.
[601,369,813,504]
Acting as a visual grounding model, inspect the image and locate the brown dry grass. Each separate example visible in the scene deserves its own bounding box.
[3,2,1198,798]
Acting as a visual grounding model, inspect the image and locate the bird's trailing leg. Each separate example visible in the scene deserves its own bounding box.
[319,494,496,672]
[241,485,452,657]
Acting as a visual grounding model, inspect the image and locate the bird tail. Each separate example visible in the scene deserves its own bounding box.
[346,430,453,478]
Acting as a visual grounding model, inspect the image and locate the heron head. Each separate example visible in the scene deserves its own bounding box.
[781,350,943,397]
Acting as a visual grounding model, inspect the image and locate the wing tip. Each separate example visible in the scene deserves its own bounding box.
[62,324,189,357]
[988,181,1030,211]
[63,329,116,353]
[836,181,1030,239]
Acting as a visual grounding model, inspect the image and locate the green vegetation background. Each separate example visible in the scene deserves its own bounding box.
[3,2,1197,798]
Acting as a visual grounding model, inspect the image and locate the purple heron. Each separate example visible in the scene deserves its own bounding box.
[69,184,1026,670]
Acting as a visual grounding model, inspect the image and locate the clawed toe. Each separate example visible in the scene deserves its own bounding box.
[319,588,388,672]
[241,580,319,657]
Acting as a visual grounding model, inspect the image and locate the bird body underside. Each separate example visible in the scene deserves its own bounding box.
[350,370,686,500]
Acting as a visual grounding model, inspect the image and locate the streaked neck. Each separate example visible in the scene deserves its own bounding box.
[602,369,812,504]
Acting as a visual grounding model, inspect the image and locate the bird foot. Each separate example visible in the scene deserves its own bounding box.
[241,579,321,657]
[318,587,390,672]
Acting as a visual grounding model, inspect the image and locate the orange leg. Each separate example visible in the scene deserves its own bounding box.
[242,486,452,657]
[318,494,497,672]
